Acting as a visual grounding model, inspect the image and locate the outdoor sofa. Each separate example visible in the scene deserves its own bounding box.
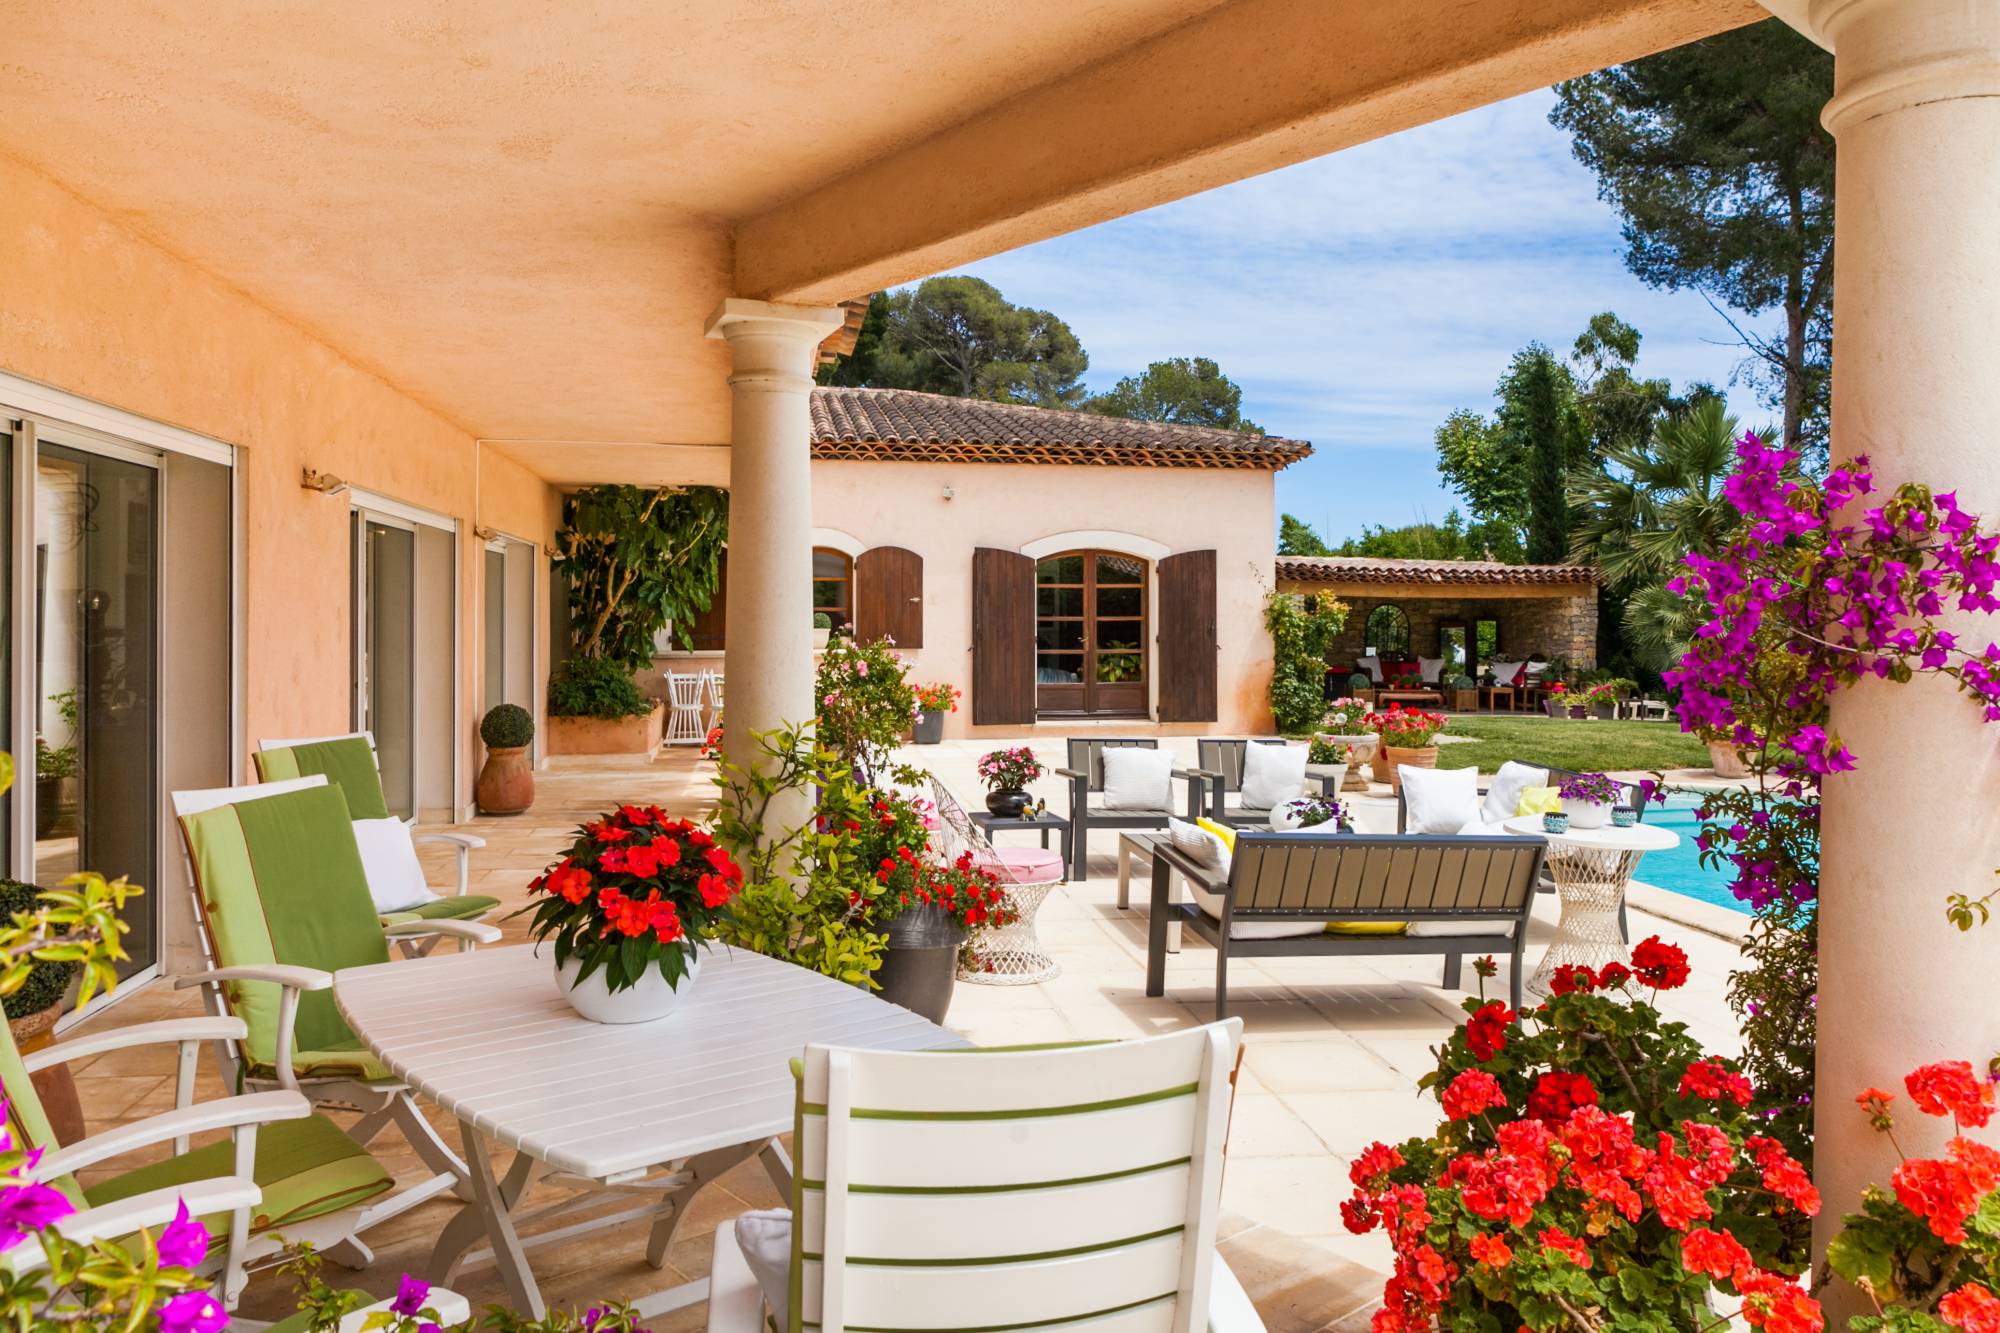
[1192,737,1341,828]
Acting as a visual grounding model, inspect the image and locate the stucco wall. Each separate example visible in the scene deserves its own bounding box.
[776,459,1277,736]
[0,153,558,808]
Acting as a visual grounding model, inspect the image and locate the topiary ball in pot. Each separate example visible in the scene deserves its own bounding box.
[476,704,537,815]
[0,879,78,1026]
[1348,672,1372,694]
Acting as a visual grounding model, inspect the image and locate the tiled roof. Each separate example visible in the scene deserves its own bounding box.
[1276,555,1598,586]
[808,386,1309,470]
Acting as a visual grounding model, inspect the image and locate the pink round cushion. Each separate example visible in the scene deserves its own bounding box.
[974,846,1065,884]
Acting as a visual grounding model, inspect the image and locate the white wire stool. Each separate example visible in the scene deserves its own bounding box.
[928,778,1064,986]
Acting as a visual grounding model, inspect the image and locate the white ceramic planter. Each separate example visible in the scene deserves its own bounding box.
[554,949,701,1024]
[1562,798,1612,830]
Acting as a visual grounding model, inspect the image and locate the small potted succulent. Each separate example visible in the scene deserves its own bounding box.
[1557,769,1624,828]
[1366,704,1448,792]
[812,611,832,651]
[1449,673,1478,712]
[475,703,536,815]
[909,682,959,746]
[975,746,1043,818]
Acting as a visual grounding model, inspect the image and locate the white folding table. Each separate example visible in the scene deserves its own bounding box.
[334,943,962,1318]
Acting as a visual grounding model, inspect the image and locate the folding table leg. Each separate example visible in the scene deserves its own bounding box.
[439,1120,545,1318]
[643,1141,763,1269]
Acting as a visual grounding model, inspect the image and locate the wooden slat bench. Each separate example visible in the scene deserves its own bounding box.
[1143,832,1546,1019]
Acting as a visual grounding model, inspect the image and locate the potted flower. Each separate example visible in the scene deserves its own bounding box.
[910,682,960,746]
[475,703,535,815]
[1344,942,1822,1333]
[976,746,1044,818]
[1304,735,1352,795]
[521,805,744,1023]
[878,844,1017,1019]
[1556,769,1623,828]
[1273,792,1346,833]
[1701,726,1755,778]
[1450,673,1478,712]
[1367,705,1448,792]
[812,611,832,650]
[1322,697,1377,787]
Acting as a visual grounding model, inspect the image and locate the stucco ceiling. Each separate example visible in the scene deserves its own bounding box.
[0,0,1762,470]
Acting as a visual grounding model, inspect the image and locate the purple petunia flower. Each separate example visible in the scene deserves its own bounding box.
[391,1273,433,1317]
[158,1199,211,1269]
[159,1290,230,1333]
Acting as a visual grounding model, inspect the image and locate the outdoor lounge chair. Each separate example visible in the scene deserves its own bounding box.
[173,776,503,1254]
[706,1021,1265,1333]
[1143,831,1546,1018]
[255,731,498,952]
[1193,738,1339,828]
[1058,737,1208,880]
[0,1008,394,1308]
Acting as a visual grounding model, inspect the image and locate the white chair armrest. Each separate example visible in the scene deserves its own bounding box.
[413,832,485,851]
[705,1225,766,1333]
[35,1091,312,1181]
[381,918,501,948]
[0,1177,263,1272]
[338,1289,471,1331]
[1206,1253,1267,1333]
[20,1016,249,1074]
[174,964,333,992]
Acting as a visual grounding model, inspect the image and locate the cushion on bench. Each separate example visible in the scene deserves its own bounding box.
[975,846,1064,884]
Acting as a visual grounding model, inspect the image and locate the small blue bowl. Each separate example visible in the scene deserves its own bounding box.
[1611,808,1638,828]
[1542,812,1571,834]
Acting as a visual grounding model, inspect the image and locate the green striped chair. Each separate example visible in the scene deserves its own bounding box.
[173,777,500,1246]
[707,1021,1264,1333]
[0,1005,393,1308]
[254,732,497,952]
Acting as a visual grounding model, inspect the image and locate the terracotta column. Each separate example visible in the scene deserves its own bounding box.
[704,299,844,830]
[1806,0,2000,1291]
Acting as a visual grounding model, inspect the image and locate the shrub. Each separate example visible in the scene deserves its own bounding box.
[547,656,653,719]
[1450,674,1476,690]
[813,612,832,630]
[1264,591,1349,733]
[479,703,535,749]
[0,879,76,1021]
[815,636,917,780]
[1349,672,1372,693]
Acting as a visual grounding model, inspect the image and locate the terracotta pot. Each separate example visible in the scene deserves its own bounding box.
[547,702,666,758]
[9,1007,83,1146]
[1707,739,1751,779]
[476,745,535,815]
[1381,744,1439,793]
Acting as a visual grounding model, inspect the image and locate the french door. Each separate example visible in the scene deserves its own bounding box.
[352,511,418,820]
[1034,550,1148,716]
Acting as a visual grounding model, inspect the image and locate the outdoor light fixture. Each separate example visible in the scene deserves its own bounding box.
[301,468,350,496]
[474,525,501,542]
[941,484,955,501]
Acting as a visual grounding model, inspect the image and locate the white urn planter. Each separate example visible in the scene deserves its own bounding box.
[1561,798,1612,830]
[554,950,701,1024]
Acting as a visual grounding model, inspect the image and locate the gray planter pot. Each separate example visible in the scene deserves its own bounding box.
[912,709,946,745]
[874,905,964,1024]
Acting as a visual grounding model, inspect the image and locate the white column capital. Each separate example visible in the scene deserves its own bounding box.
[704,297,846,345]
[1810,0,2000,133]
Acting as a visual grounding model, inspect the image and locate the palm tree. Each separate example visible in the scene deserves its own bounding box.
[1568,399,1767,668]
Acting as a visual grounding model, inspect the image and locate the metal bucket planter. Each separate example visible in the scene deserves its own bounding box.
[874,904,964,1024]
[912,709,946,745]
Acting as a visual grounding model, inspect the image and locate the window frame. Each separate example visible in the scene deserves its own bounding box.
[1034,548,1149,717]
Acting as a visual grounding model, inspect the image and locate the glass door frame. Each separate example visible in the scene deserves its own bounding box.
[482,530,543,766]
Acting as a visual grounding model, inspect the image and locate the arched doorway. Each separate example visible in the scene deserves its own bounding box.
[1035,550,1148,716]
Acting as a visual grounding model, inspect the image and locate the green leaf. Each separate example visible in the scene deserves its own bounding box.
[1825,1227,1897,1294]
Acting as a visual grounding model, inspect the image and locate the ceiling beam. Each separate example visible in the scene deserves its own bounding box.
[735,0,1765,305]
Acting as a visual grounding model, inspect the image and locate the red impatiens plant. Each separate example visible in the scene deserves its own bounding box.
[1826,1061,2000,1333]
[1345,938,1823,1333]
[912,681,962,714]
[874,847,1019,935]
[522,804,744,993]
[1369,705,1449,749]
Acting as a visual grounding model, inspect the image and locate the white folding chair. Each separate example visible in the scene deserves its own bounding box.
[665,670,708,744]
[703,670,725,733]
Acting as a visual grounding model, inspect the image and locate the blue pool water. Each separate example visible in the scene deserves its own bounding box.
[1635,793,1748,914]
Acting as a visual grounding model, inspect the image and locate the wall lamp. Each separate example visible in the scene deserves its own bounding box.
[474,525,501,542]
[941,484,955,502]
[301,468,350,497]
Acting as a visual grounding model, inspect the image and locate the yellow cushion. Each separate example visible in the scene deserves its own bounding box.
[1324,921,1408,936]
[1194,817,1237,851]
[1516,786,1562,817]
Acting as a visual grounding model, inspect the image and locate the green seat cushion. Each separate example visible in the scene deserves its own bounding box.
[84,1113,393,1234]
[255,737,391,822]
[248,1035,395,1086]
[380,895,500,926]
[178,784,392,1077]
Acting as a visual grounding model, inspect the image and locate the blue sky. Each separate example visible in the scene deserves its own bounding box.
[951,88,1764,548]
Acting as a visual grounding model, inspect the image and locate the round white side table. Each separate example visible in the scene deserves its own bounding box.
[1502,815,1679,997]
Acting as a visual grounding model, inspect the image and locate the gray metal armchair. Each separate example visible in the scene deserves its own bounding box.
[1194,738,1339,828]
[1056,737,1208,880]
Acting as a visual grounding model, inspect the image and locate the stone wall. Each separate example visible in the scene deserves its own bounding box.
[1303,588,1598,677]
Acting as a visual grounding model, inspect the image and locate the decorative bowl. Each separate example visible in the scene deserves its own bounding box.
[1611,808,1638,828]
[1542,812,1571,834]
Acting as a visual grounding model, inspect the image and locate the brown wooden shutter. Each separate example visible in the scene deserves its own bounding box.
[854,546,924,648]
[971,547,1035,725]
[1156,549,1218,722]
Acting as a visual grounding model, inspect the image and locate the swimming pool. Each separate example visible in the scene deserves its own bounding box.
[1634,792,1747,914]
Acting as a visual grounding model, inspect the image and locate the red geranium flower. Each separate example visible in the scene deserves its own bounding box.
[1465,1001,1514,1062]
[1467,1231,1513,1268]
[1525,1071,1598,1123]
[1631,935,1691,989]
[1737,1270,1824,1333]
[1681,1227,1753,1281]
[1595,961,1632,987]
[1549,963,1597,996]
[1442,1069,1508,1122]
[1745,1136,1820,1216]
[1351,1142,1404,1190]
[1538,1227,1590,1268]
[1680,1060,1755,1107]
[1940,1284,2000,1333]
[1906,1061,1997,1128]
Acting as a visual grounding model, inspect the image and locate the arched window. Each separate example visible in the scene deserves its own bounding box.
[813,547,853,632]
[1035,550,1147,716]
[1365,604,1411,660]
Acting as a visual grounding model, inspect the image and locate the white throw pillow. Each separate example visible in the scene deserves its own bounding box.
[1238,743,1307,812]
[1418,656,1446,684]
[1101,746,1173,811]
[1488,660,1525,687]
[1356,654,1382,682]
[733,1209,793,1328]
[1400,766,1479,835]
[1166,818,1220,868]
[1407,919,1517,938]
[350,818,439,913]
[1481,760,1551,826]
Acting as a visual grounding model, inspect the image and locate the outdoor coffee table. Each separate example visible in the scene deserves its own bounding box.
[1480,685,1517,713]
[969,808,1073,882]
[1376,689,1445,708]
[334,943,961,1319]
[1503,816,1678,996]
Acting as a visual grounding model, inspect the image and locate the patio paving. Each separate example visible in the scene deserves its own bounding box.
[61,737,1750,1331]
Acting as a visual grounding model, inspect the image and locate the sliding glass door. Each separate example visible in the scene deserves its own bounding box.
[352,513,417,821]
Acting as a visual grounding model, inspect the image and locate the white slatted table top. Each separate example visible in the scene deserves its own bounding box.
[334,944,963,1180]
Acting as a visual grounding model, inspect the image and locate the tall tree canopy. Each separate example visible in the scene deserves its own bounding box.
[858,277,1091,408]
[1085,357,1262,432]
[1551,19,1834,460]
[1277,514,1332,557]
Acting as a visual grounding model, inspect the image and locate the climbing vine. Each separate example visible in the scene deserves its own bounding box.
[1264,590,1348,734]
[552,485,729,670]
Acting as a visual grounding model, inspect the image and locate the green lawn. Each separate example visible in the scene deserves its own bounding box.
[1425,716,1709,775]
